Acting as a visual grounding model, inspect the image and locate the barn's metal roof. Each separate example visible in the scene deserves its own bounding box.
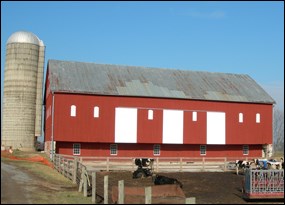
[47,59,275,104]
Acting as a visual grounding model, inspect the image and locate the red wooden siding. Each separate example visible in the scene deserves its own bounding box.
[56,142,262,158]
[137,109,163,144]
[48,93,272,145]
[183,111,207,144]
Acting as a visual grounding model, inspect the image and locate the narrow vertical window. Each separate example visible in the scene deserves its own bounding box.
[110,144,118,155]
[153,144,160,156]
[239,113,243,123]
[256,113,260,123]
[73,143,81,155]
[70,105,76,117]
[243,145,249,155]
[192,112,197,121]
[148,110,153,120]
[94,106,99,118]
[200,145,206,155]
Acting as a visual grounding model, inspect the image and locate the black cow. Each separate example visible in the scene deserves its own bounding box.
[132,167,153,179]
[152,174,183,188]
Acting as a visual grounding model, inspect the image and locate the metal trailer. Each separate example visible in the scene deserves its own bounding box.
[243,168,284,199]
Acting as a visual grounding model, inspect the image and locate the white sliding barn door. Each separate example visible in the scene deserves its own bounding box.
[163,110,184,144]
[207,112,226,144]
[115,108,137,143]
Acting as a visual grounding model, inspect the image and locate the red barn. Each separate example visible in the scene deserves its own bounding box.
[44,60,275,158]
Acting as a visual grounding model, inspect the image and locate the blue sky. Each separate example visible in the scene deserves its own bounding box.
[1,1,284,110]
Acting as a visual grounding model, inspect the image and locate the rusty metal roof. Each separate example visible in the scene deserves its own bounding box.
[47,59,275,104]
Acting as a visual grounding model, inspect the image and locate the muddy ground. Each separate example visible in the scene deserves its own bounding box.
[93,170,283,204]
[1,151,283,204]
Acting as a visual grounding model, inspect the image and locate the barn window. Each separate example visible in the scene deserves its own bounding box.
[256,113,260,123]
[200,145,206,155]
[110,144,117,155]
[94,106,99,118]
[73,143,81,155]
[243,145,249,155]
[153,144,160,155]
[192,112,197,121]
[148,110,153,120]
[70,105,76,117]
[239,113,243,123]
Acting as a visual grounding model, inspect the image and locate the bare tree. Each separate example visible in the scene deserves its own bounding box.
[273,107,284,154]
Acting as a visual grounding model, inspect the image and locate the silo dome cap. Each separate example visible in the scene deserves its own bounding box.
[7,31,44,46]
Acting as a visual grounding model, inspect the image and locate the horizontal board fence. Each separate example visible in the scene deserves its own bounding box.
[51,154,255,204]
[53,154,252,175]
[79,156,250,172]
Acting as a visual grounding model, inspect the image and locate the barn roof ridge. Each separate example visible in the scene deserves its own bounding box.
[47,59,275,104]
[48,59,246,77]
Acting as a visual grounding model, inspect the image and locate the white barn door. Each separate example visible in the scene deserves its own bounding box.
[115,108,137,143]
[163,110,184,144]
[207,112,226,144]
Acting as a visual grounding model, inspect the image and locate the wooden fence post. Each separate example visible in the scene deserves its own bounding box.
[57,155,60,171]
[156,158,159,172]
[92,172,96,203]
[53,154,56,170]
[202,158,205,171]
[104,175,108,204]
[83,168,87,197]
[52,154,56,170]
[106,157,109,171]
[224,158,227,171]
[58,155,61,172]
[118,180,124,204]
[131,158,134,170]
[180,158,183,172]
[78,168,84,192]
[185,197,196,204]
[73,157,78,184]
[145,186,152,204]
[63,158,66,175]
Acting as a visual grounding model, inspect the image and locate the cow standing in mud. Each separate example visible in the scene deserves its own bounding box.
[235,160,251,175]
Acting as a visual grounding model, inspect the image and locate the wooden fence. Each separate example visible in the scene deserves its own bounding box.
[51,154,250,203]
[67,155,245,172]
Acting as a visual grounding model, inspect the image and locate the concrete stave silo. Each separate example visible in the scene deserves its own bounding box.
[2,31,45,151]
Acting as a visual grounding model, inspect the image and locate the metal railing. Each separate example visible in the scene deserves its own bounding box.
[243,168,284,199]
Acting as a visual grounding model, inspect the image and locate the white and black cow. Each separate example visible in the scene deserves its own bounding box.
[152,174,183,188]
[135,158,154,168]
[235,160,252,175]
[133,158,154,179]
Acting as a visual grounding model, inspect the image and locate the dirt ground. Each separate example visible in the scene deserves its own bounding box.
[94,170,283,204]
[1,151,283,204]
